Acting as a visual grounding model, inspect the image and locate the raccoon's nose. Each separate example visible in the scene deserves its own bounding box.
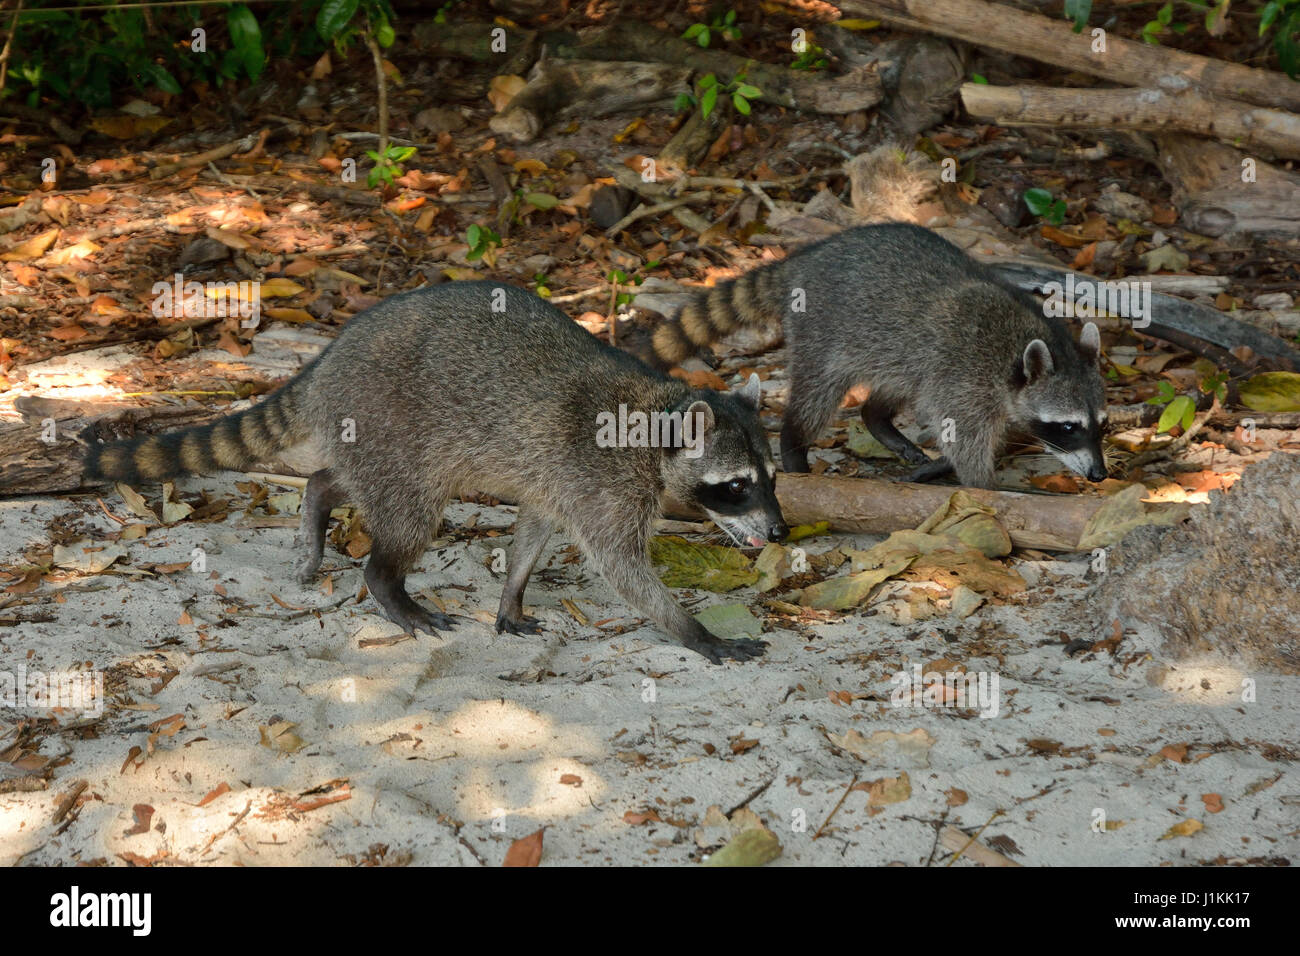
[1086,465,1107,482]
[768,521,790,543]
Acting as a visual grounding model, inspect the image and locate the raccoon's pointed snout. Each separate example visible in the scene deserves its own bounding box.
[768,520,790,543]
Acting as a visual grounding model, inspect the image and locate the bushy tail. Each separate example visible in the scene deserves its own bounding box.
[83,379,310,485]
[643,263,787,369]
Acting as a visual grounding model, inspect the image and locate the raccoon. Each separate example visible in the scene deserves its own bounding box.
[84,281,788,663]
[635,223,1108,489]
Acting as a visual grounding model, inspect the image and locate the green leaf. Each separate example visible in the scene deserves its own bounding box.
[971,73,988,84]
[375,14,396,47]
[1239,371,1300,412]
[523,192,559,209]
[228,4,265,81]
[674,92,694,112]
[682,23,706,40]
[649,535,758,592]
[1047,199,1067,226]
[317,0,361,41]
[1157,2,1174,25]
[1023,188,1054,216]
[697,28,712,47]
[389,145,417,162]
[1157,395,1194,433]
[700,84,718,118]
[1064,0,1092,32]
[466,224,482,248]
[698,73,718,90]
[736,83,761,99]
[142,62,181,95]
[1261,1,1282,35]
[732,92,751,114]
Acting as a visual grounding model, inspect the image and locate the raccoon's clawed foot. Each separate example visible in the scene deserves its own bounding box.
[388,604,459,636]
[293,557,321,585]
[495,612,544,636]
[687,634,768,664]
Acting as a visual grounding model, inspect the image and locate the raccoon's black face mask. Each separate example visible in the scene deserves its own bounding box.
[1027,417,1108,482]
[662,380,789,547]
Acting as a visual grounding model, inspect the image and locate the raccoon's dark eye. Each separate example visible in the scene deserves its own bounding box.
[1060,422,1078,433]
[727,478,749,496]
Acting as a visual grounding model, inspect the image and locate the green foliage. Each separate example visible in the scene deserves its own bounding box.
[1261,0,1300,78]
[682,9,742,48]
[688,72,760,120]
[465,224,501,262]
[365,143,415,188]
[1063,0,1092,33]
[4,0,399,110]
[1146,372,1225,434]
[791,41,829,71]
[1023,188,1067,226]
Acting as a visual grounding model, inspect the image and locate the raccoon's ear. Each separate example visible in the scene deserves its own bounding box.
[1079,322,1101,364]
[1022,339,1054,383]
[735,373,762,409]
[682,399,715,436]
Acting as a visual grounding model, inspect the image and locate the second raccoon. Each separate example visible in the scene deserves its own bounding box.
[638,223,1109,489]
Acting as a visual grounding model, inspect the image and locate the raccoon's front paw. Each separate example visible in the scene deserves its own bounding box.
[293,558,321,584]
[687,634,768,664]
[495,612,544,636]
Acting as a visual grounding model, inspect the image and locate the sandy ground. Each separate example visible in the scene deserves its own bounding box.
[2,471,1297,867]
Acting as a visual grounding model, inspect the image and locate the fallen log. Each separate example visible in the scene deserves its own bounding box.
[772,474,1104,551]
[837,0,1300,114]
[0,399,226,496]
[490,57,692,143]
[667,474,1111,552]
[961,83,1300,161]
[555,19,883,115]
[989,261,1300,372]
[1155,133,1300,239]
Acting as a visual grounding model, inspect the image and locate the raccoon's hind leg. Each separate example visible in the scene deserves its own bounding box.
[364,540,458,635]
[495,509,555,636]
[360,491,457,635]
[294,468,345,583]
[780,375,844,473]
[861,397,929,466]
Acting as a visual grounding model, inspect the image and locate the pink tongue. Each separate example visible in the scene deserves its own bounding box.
[746,534,765,547]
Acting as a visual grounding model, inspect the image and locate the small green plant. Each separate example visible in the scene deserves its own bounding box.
[366,143,416,187]
[1146,373,1227,434]
[465,224,501,262]
[791,41,829,71]
[675,72,762,119]
[1063,0,1092,33]
[682,9,742,48]
[1142,2,1191,44]
[1260,0,1300,78]
[1023,188,1067,226]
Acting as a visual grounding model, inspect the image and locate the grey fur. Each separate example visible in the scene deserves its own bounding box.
[93,281,788,662]
[649,223,1109,488]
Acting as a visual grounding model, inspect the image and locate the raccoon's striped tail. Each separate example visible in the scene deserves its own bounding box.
[646,263,786,368]
[83,379,310,485]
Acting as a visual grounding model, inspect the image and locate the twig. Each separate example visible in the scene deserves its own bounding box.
[605,192,713,237]
[812,774,858,840]
[149,133,262,180]
[1127,400,1218,470]
[0,0,24,93]
[364,30,389,173]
